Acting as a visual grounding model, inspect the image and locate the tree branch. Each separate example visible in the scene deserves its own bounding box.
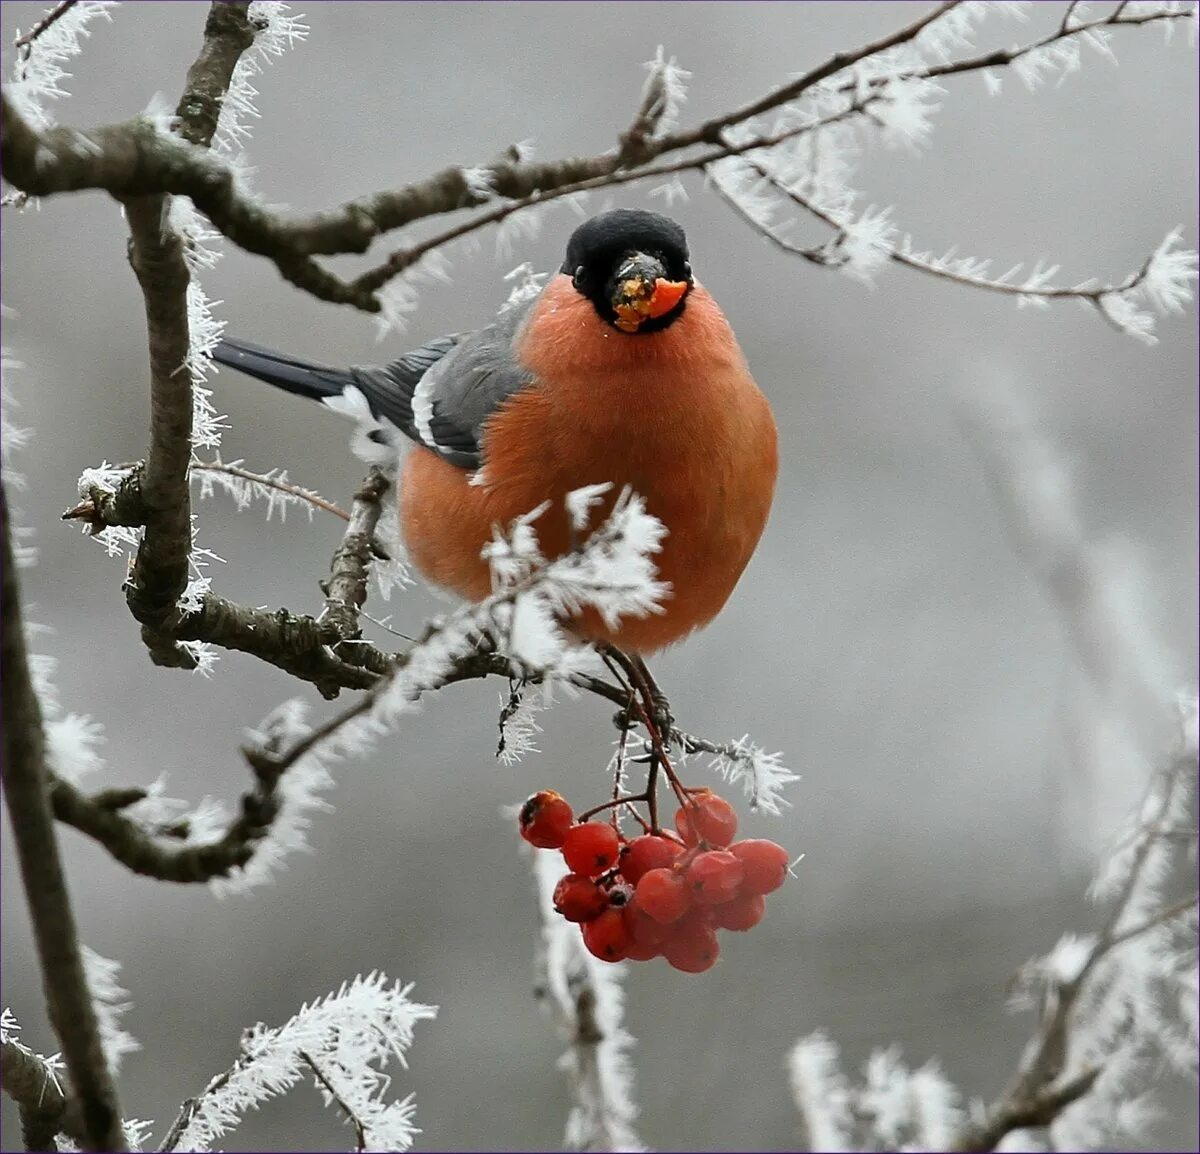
[1,1037,86,1152]
[9,2,1186,317]
[13,0,80,55]
[952,749,1197,1151]
[953,1066,1102,1153]
[119,2,258,671]
[0,484,127,1153]
[300,1051,367,1154]
[318,468,389,645]
[191,459,351,522]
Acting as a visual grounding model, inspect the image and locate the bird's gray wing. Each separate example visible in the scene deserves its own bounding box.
[349,300,535,471]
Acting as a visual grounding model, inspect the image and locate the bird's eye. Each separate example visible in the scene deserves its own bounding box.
[572,265,588,290]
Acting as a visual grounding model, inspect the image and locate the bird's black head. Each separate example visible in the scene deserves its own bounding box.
[561,208,693,333]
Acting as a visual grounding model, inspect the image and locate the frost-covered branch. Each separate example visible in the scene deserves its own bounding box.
[318,468,389,646]
[191,459,350,522]
[157,973,436,1153]
[13,0,83,55]
[0,483,127,1153]
[46,488,764,892]
[118,2,257,672]
[956,733,1197,1150]
[3,3,1193,337]
[531,851,644,1152]
[723,152,1196,344]
[784,704,1198,1153]
[673,730,799,815]
[2,1008,83,1152]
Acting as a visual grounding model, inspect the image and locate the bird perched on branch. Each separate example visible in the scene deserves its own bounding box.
[214,208,777,654]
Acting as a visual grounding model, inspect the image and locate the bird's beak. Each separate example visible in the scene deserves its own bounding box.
[611,252,689,332]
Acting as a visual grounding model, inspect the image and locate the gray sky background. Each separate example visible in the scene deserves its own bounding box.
[1,3,1197,1150]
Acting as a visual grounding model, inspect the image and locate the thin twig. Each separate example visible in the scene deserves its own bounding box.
[1102,890,1199,955]
[731,147,1171,321]
[300,1051,367,1153]
[1,484,127,1153]
[191,459,351,521]
[13,0,80,55]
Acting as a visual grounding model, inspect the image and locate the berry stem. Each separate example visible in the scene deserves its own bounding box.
[577,793,651,823]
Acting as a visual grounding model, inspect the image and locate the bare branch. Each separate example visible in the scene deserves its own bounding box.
[0,484,126,1153]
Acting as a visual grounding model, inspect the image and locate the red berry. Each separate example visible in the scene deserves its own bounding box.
[553,873,609,923]
[686,850,744,905]
[662,915,720,973]
[730,839,790,895]
[562,822,622,876]
[619,834,685,884]
[635,868,691,924]
[519,790,574,849]
[709,892,766,932]
[674,804,701,846]
[624,938,662,961]
[582,908,632,963]
[624,898,672,948]
[688,790,739,847]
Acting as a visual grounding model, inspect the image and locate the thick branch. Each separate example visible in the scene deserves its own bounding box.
[49,772,264,884]
[953,1066,1101,1153]
[4,2,1190,313]
[120,3,258,670]
[0,486,126,1153]
[1,1038,87,1152]
[319,469,389,644]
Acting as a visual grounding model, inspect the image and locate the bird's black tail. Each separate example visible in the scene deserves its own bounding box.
[212,337,354,403]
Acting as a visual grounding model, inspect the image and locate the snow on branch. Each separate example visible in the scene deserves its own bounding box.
[161,972,437,1153]
[785,700,1198,1152]
[716,145,1197,343]
[788,1033,964,1152]
[80,945,140,1076]
[5,2,1193,338]
[675,731,800,815]
[192,457,351,523]
[531,850,644,1152]
[7,0,119,129]
[238,486,668,803]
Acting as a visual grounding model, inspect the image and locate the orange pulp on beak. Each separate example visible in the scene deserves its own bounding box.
[646,277,688,318]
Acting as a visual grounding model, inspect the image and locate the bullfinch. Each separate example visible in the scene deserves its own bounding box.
[213,208,777,654]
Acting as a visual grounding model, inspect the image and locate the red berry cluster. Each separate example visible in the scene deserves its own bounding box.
[519,788,789,974]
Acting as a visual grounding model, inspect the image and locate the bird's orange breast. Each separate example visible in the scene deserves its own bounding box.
[399,276,777,653]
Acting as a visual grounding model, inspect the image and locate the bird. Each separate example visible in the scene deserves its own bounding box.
[212,208,778,655]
